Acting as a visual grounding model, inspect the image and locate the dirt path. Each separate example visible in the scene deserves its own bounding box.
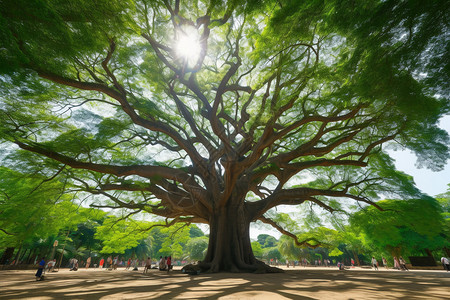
[1,267,449,299]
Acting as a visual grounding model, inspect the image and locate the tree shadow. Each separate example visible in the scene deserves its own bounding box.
[1,268,449,299]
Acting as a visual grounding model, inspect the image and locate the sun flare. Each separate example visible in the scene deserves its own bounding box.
[175,30,202,65]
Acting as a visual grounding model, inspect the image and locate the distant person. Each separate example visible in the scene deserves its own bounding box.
[167,256,172,272]
[144,257,152,273]
[70,258,78,271]
[126,258,132,270]
[86,257,91,269]
[35,257,45,281]
[393,256,400,270]
[133,258,139,271]
[303,258,308,267]
[399,257,408,271]
[107,256,113,270]
[46,259,56,272]
[113,256,118,270]
[441,257,450,271]
[351,258,355,267]
[382,257,388,269]
[371,257,378,270]
[68,258,74,269]
[99,258,105,269]
[159,256,166,271]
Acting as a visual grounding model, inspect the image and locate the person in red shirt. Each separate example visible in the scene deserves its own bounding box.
[167,256,172,272]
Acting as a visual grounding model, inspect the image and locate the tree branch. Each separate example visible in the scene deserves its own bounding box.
[258,216,321,248]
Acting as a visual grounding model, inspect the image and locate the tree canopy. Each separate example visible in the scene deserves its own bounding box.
[349,197,448,257]
[0,0,449,272]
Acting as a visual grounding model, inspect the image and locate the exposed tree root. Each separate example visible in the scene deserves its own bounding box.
[181,260,283,274]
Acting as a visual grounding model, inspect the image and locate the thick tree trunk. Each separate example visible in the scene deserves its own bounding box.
[424,248,434,259]
[444,247,450,258]
[0,247,15,264]
[195,204,281,273]
[352,250,361,266]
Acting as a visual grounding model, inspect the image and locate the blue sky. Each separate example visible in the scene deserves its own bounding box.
[389,115,450,197]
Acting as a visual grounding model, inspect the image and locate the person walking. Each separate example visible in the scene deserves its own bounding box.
[144,257,152,273]
[441,257,450,271]
[35,257,46,281]
[399,256,409,271]
[113,256,118,270]
[99,258,104,269]
[371,257,378,270]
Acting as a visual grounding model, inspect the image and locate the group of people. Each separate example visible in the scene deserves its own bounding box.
[371,256,408,270]
[158,256,172,272]
[98,255,174,273]
[138,255,174,273]
[35,257,58,281]
[125,257,139,270]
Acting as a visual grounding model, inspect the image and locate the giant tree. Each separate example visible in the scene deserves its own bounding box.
[0,0,448,272]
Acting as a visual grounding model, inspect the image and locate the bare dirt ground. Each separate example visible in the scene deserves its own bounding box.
[1,266,449,300]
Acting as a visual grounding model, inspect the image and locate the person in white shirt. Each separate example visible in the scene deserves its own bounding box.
[371,257,378,270]
[46,259,56,272]
[159,256,166,271]
[441,257,450,271]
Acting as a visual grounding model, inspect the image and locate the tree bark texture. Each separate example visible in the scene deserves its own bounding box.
[0,247,15,265]
[198,202,281,273]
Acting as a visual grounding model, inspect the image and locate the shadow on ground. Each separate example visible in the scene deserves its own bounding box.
[1,267,449,299]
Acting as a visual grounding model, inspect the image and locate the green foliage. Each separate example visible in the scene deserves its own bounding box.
[186,236,208,261]
[94,216,150,254]
[158,225,191,258]
[349,197,448,256]
[277,235,303,260]
[256,234,278,248]
[189,225,205,238]
[0,166,84,247]
[251,241,263,259]
[262,247,281,260]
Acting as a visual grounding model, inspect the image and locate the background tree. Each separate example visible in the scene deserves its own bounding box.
[257,234,278,248]
[349,197,448,260]
[435,187,450,257]
[0,166,92,264]
[0,0,449,272]
[187,236,209,261]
